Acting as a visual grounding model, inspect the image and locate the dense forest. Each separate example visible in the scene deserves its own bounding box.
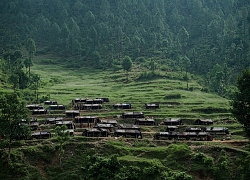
[0,0,250,95]
[1,1,250,179]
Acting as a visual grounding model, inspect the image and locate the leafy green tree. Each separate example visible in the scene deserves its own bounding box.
[231,69,250,138]
[26,38,36,78]
[183,56,191,90]
[8,73,19,91]
[191,152,215,179]
[0,93,30,162]
[91,51,101,68]
[149,59,157,73]
[178,26,189,55]
[30,74,40,103]
[122,56,132,82]
[214,150,233,179]
[84,155,121,180]
[54,124,70,166]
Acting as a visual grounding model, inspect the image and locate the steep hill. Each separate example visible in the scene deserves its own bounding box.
[1,0,250,96]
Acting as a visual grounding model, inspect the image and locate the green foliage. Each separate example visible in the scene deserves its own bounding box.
[214,150,233,180]
[122,56,132,72]
[191,152,215,178]
[0,92,30,161]
[84,154,121,180]
[1,0,250,97]
[166,144,192,161]
[168,171,193,180]
[122,56,132,82]
[137,71,159,80]
[135,56,146,63]
[53,125,70,166]
[231,69,250,139]
[164,94,182,99]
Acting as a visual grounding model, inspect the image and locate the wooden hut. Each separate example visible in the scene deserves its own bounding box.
[32,131,51,139]
[113,103,132,109]
[100,120,118,126]
[134,118,157,126]
[194,119,213,125]
[65,110,80,118]
[114,129,142,139]
[82,128,108,137]
[122,112,144,118]
[162,118,182,125]
[117,124,141,131]
[145,103,159,109]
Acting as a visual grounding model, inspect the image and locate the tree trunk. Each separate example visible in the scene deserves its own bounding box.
[126,71,128,83]
[28,65,31,78]
[186,70,189,90]
[8,137,11,162]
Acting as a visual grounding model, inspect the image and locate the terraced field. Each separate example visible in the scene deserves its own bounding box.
[29,55,246,142]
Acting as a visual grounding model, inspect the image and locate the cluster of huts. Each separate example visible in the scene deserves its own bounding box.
[25,98,230,141]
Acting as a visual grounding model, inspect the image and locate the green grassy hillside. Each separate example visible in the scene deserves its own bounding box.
[32,54,231,121]
[1,55,249,180]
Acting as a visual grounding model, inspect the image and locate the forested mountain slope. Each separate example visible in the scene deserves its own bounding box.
[0,0,250,95]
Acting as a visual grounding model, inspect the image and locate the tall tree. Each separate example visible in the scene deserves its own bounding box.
[54,125,70,166]
[149,59,157,73]
[121,56,132,82]
[0,93,30,161]
[231,69,250,139]
[26,38,36,78]
[30,74,40,104]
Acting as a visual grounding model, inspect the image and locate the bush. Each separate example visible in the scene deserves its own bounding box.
[191,152,215,178]
[164,94,182,99]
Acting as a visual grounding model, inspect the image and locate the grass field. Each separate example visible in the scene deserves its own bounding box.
[32,55,232,121]
[1,55,249,180]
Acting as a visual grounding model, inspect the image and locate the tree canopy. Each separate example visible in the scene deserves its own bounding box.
[0,92,31,161]
[231,69,250,138]
[0,0,250,96]
[122,55,132,82]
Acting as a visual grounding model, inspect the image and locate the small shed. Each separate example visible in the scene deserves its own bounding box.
[113,103,132,109]
[122,112,144,119]
[117,124,140,131]
[185,127,202,133]
[26,104,44,110]
[145,103,159,109]
[85,99,103,104]
[194,119,213,125]
[166,126,178,132]
[74,116,100,124]
[96,97,109,102]
[82,128,108,137]
[154,132,170,140]
[65,110,80,118]
[197,132,213,141]
[77,104,102,110]
[44,100,57,105]
[114,129,142,139]
[32,109,47,115]
[100,120,118,126]
[94,123,114,132]
[162,118,182,125]
[32,131,51,139]
[205,127,229,134]
[134,118,157,126]
[56,121,75,129]
[45,117,64,124]
[72,98,88,105]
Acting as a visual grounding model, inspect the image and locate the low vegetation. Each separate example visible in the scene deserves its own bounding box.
[0,54,249,179]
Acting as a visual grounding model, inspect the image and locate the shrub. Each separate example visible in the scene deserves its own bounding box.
[164,94,182,99]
